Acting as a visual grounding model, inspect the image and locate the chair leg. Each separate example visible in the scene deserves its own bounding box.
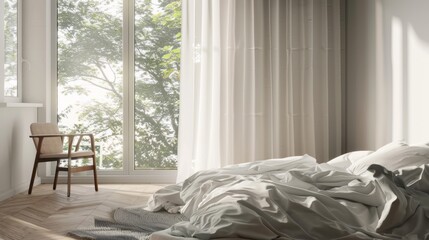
[53,160,60,190]
[28,159,39,195]
[92,156,98,192]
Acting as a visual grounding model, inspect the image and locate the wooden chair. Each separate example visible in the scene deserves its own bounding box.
[29,123,98,197]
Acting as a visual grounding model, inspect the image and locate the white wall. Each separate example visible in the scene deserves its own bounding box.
[0,107,40,201]
[22,0,51,122]
[0,0,50,200]
[346,0,429,151]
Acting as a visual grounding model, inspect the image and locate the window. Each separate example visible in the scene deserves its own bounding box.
[56,0,180,174]
[57,0,124,170]
[134,0,180,170]
[2,0,21,102]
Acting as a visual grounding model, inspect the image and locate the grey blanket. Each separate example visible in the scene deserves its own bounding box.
[69,207,188,240]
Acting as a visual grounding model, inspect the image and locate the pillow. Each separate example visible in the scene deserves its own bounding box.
[327,151,374,169]
[347,141,429,175]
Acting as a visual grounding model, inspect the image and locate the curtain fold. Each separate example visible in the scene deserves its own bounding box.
[177,0,343,182]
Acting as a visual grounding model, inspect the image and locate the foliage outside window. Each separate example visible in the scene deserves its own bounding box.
[134,0,181,169]
[4,0,18,97]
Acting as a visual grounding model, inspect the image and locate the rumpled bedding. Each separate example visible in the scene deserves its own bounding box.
[145,155,429,239]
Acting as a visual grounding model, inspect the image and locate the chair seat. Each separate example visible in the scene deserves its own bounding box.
[40,151,94,159]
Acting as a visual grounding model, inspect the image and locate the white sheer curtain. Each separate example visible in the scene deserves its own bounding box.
[177,0,343,182]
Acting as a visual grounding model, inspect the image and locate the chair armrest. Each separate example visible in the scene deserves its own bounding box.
[30,133,95,153]
[30,134,64,138]
[29,133,93,138]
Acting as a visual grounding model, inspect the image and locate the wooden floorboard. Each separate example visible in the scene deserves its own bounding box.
[0,184,164,240]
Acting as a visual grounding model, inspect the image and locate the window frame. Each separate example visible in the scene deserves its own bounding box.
[50,0,178,182]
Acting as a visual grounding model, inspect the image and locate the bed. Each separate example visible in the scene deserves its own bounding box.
[70,141,429,239]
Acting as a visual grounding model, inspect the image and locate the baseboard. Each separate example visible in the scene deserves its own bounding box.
[0,178,41,202]
[0,189,14,202]
[14,179,41,194]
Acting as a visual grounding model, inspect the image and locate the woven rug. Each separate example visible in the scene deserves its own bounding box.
[68,207,188,240]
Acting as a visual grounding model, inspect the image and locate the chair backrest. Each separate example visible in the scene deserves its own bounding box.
[30,123,63,154]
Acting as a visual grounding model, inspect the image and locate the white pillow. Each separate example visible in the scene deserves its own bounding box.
[347,141,429,175]
[327,151,374,169]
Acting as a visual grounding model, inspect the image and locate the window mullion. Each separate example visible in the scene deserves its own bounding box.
[124,0,135,174]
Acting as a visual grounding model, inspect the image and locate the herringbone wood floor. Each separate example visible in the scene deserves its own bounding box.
[0,184,165,240]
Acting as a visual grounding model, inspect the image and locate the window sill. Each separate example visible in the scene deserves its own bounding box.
[0,102,43,108]
[41,173,177,184]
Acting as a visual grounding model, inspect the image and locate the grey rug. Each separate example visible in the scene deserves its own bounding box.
[68,207,188,240]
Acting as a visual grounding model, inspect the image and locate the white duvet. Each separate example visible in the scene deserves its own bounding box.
[145,155,429,239]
